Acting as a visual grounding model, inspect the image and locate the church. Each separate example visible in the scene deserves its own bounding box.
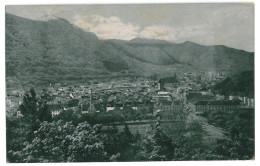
[158,74,179,91]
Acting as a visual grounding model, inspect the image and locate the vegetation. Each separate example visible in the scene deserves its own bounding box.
[6,13,254,87]
[7,88,254,162]
[6,89,167,162]
[201,109,254,159]
[72,108,155,126]
[213,70,254,97]
[136,122,174,161]
[201,109,254,139]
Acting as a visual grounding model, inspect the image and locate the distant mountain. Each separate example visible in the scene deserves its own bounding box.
[213,70,254,98]
[129,38,172,44]
[6,13,254,86]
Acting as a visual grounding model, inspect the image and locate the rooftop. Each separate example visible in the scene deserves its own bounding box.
[159,76,179,84]
[195,100,241,106]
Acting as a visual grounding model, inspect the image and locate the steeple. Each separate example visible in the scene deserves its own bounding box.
[89,89,96,113]
[89,89,92,104]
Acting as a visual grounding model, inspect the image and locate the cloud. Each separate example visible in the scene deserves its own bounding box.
[138,24,216,45]
[73,15,200,43]
[69,6,253,52]
[73,15,140,40]
[6,4,254,52]
[73,14,229,47]
[138,25,176,41]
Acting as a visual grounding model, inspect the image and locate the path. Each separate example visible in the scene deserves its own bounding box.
[186,103,228,147]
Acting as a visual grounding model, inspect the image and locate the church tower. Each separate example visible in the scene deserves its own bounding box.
[89,89,96,113]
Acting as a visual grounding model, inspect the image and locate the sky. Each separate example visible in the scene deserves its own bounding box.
[6,4,254,52]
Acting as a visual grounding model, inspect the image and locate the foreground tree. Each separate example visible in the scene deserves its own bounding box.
[19,88,51,122]
[19,88,38,118]
[38,102,52,122]
[9,120,114,162]
[211,134,254,160]
[16,120,75,162]
[172,121,207,160]
[136,121,174,161]
[65,122,109,162]
[6,117,32,162]
[18,88,52,141]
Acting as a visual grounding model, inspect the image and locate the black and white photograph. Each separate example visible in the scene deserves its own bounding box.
[5,3,255,163]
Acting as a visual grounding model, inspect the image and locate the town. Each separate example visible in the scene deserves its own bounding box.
[6,70,254,122]
[5,4,255,162]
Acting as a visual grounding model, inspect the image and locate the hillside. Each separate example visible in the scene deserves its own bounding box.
[213,70,254,97]
[6,13,254,87]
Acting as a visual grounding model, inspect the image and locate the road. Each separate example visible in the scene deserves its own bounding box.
[186,103,228,147]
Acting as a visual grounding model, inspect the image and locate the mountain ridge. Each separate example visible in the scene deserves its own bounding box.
[5,13,254,87]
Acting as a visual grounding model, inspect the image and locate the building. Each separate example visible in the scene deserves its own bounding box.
[229,95,238,100]
[158,75,179,91]
[239,96,254,108]
[186,92,213,103]
[153,92,172,101]
[195,100,241,113]
[81,103,102,113]
[106,102,123,112]
[51,110,60,117]
[154,100,185,121]
[247,98,254,107]
[49,104,67,117]
[105,101,154,113]
[81,89,102,114]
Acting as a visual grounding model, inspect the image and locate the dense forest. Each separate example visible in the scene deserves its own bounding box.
[6,89,254,162]
[213,70,254,97]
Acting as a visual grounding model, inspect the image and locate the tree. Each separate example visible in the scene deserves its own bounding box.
[65,122,108,162]
[9,120,118,162]
[7,88,42,162]
[21,120,75,162]
[123,123,132,142]
[6,117,32,162]
[136,121,174,161]
[14,89,39,142]
[101,124,137,161]
[68,99,79,107]
[117,123,135,161]
[212,133,254,160]
[38,103,52,122]
[53,109,77,124]
[101,126,122,158]
[19,88,37,118]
